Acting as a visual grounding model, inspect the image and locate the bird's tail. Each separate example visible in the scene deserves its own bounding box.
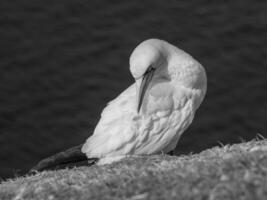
[30,144,98,172]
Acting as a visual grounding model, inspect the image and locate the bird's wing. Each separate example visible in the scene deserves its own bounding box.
[82,79,195,158]
[81,84,139,157]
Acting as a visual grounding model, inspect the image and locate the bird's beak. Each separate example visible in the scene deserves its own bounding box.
[137,67,155,113]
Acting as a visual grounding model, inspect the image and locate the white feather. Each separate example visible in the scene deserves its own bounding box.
[81,39,207,162]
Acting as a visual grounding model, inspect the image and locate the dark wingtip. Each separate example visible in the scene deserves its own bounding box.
[28,144,99,173]
[28,158,98,175]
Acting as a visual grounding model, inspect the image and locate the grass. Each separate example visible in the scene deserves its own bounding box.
[1,139,267,200]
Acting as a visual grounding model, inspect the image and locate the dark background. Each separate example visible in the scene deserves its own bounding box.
[0,0,266,179]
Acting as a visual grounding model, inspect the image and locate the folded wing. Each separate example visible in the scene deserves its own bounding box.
[82,81,194,158]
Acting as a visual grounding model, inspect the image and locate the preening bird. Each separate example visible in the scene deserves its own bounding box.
[31,39,207,171]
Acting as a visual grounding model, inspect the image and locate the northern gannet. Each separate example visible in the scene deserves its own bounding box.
[31,39,207,171]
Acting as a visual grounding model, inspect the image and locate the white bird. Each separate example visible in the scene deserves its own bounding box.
[31,39,207,171]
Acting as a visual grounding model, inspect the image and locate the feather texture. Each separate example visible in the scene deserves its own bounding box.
[81,39,207,161]
[82,79,196,158]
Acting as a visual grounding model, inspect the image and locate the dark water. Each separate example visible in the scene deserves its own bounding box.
[0,0,266,179]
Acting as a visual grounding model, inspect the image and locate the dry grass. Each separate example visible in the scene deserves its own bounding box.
[1,138,267,200]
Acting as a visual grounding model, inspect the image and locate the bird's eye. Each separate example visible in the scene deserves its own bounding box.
[145,65,155,75]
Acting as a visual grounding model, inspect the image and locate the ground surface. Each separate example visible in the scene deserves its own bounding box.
[1,139,267,200]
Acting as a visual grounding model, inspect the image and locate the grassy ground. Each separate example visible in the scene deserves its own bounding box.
[1,139,267,200]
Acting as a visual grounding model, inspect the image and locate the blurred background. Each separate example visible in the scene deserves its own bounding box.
[0,0,266,179]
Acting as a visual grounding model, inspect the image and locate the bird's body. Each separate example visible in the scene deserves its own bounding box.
[31,39,207,171]
[82,77,193,157]
[81,39,206,162]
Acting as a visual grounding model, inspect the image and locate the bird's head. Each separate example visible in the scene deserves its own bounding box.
[129,39,165,80]
[129,39,207,113]
[129,39,166,112]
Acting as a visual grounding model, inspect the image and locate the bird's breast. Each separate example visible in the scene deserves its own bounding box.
[141,80,174,116]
